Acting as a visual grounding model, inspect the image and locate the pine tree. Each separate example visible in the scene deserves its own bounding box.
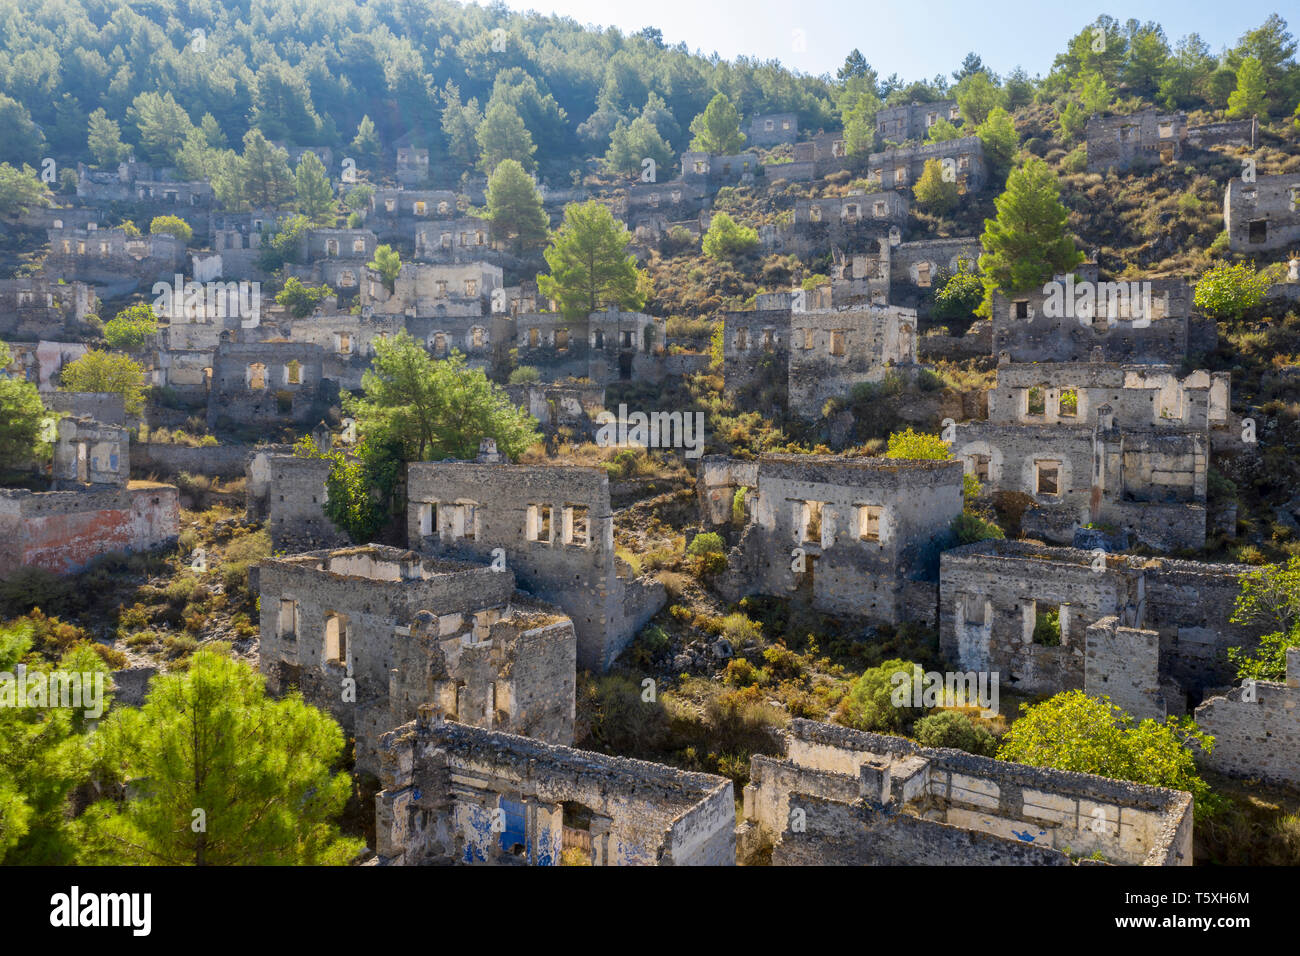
[1227,56,1269,120]
[294,151,335,224]
[87,109,129,165]
[688,93,746,154]
[77,649,363,866]
[350,114,379,160]
[476,100,535,173]
[977,156,1083,311]
[238,129,294,208]
[537,200,646,321]
[484,159,549,253]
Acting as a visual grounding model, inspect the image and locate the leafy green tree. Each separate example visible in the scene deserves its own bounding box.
[885,427,950,460]
[350,114,380,161]
[926,118,962,142]
[149,215,192,243]
[913,710,998,756]
[59,351,147,417]
[688,93,746,154]
[476,100,536,174]
[0,163,52,220]
[1227,56,1269,120]
[1074,71,1114,115]
[836,659,928,733]
[87,108,129,165]
[276,277,331,318]
[997,690,1215,817]
[0,342,47,466]
[238,129,294,208]
[1227,14,1297,116]
[344,332,541,462]
[952,52,990,83]
[1226,556,1300,681]
[257,214,311,272]
[293,436,398,544]
[78,648,362,865]
[1124,21,1171,98]
[913,158,959,213]
[701,211,759,259]
[1003,67,1036,110]
[1059,99,1088,145]
[102,304,159,350]
[342,183,374,214]
[0,623,110,864]
[0,94,44,166]
[294,151,335,224]
[954,71,1006,126]
[367,244,402,294]
[1194,262,1272,319]
[842,91,882,155]
[932,261,985,320]
[483,159,549,253]
[127,91,195,164]
[975,106,1019,175]
[1159,35,1217,109]
[537,200,647,321]
[977,157,1083,312]
[441,82,483,167]
[603,116,672,177]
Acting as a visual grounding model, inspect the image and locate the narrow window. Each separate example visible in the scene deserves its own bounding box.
[858,505,882,541]
[1035,460,1061,496]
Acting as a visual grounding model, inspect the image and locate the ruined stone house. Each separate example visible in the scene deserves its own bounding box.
[740,719,1193,865]
[257,545,577,775]
[748,112,799,146]
[1194,647,1300,787]
[786,303,918,416]
[865,136,987,194]
[44,226,185,291]
[510,309,665,384]
[406,461,666,672]
[0,279,98,339]
[875,101,960,143]
[206,337,328,431]
[680,151,760,193]
[373,710,735,865]
[939,540,1263,707]
[0,418,178,576]
[1224,174,1300,254]
[702,454,963,624]
[1085,109,1256,173]
[359,261,502,318]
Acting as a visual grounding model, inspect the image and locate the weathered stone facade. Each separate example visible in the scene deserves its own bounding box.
[748,112,798,146]
[786,304,918,416]
[875,101,960,143]
[0,279,98,339]
[373,710,735,865]
[741,719,1193,865]
[406,462,666,671]
[939,540,1263,701]
[1193,647,1300,787]
[206,338,328,430]
[1225,174,1300,254]
[257,545,576,775]
[706,455,963,623]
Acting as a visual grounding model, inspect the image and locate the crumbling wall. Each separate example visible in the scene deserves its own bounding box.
[1193,649,1300,786]
[266,455,350,551]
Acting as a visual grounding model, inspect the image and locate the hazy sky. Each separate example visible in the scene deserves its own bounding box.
[494,1,1288,81]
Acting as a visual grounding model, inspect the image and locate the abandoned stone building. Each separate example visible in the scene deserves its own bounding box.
[990,274,1215,364]
[42,390,127,425]
[257,545,577,775]
[285,312,406,389]
[788,191,908,254]
[1194,647,1300,787]
[748,111,799,146]
[205,337,329,431]
[406,461,666,672]
[621,181,707,224]
[510,309,665,384]
[504,381,606,440]
[1,339,88,388]
[952,411,1210,551]
[721,292,796,407]
[0,418,178,576]
[828,237,981,311]
[681,151,760,193]
[373,710,735,865]
[1085,109,1257,173]
[298,227,377,264]
[395,146,430,186]
[1224,173,1300,254]
[740,719,1193,865]
[866,136,987,194]
[875,101,960,143]
[367,187,460,235]
[939,540,1263,707]
[44,225,186,292]
[75,161,213,210]
[360,261,502,318]
[0,279,98,338]
[786,304,918,416]
[261,453,351,551]
[413,219,497,261]
[702,454,963,623]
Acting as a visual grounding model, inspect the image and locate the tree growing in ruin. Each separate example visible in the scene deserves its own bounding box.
[59,350,147,417]
[537,200,647,321]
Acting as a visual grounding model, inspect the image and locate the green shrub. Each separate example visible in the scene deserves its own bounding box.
[686,532,725,556]
[836,658,927,733]
[952,511,1005,544]
[913,710,998,756]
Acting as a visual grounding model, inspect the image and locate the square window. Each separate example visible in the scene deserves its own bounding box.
[858,505,882,541]
[1026,386,1046,416]
[829,331,846,356]
[1059,388,1078,417]
[1013,300,1030,320]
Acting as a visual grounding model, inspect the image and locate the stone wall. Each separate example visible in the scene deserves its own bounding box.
[1193,648,1300,786]
[1225,174,1300,254]
[373,712,735,865]
[266,455,350,551]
